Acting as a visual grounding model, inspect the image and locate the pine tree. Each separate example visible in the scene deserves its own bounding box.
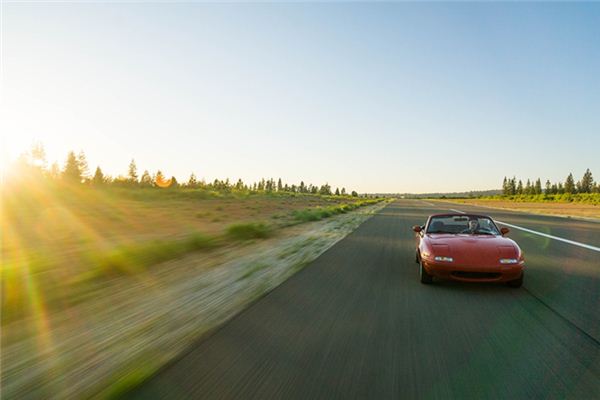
[579,168,593,193]
[77,151,90,182]
[319,183,332,195]
[558,182,564,194]
[30,143,47,170]
[128,159,138,184]
[48,162,61,180]
[154,170,167,187]
[92,166,105,185]
[188,173,197,188]
[169,176,179,188]
[545,180,552,194]
[63,151,82,183]
[564,173,576,194]
[335,187,340,196]
[341,188,346,195]
[535,178,542,195]
[509,177,517,195]
[299,181,306,193]
[517,180,523,195]
[235,178,244,190]
[277,178,283,192]
[140,170,153,187]
[502,177,508,195]
[525,179,532,195]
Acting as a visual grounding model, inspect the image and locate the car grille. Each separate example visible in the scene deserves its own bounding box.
[451,271,501,279]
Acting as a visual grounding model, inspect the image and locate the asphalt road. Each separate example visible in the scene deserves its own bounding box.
[129,200,600,399]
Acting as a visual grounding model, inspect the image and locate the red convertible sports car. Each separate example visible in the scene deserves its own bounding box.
[413,213,524,287]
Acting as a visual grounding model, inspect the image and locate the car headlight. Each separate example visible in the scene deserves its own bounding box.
[434,256,453,262]
[499,258,518,264]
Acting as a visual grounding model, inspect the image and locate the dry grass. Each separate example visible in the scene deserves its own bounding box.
[438,198,600,220]
[1,184,370,322]
[1,183,389,399]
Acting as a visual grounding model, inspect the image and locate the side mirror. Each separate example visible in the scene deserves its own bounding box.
[500,227,510,235]
[412,225,422,233]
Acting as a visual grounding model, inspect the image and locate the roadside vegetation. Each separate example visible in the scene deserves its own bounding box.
[291,200,381,222]
[1,144,389,399]
[428,169,599,219]
[428,168,599,205]
[493,169,599,203]
[1,144,384,324]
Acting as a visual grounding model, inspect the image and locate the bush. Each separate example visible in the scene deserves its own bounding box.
[226,222,271,240]
[292,209,322,221]
[96,233,215,276]
[291,200,382,223]
[480,193,600,205]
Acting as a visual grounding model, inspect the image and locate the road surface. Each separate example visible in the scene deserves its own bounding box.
[128,200,600,399]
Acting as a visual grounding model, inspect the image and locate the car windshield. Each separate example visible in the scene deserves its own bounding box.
[426,215,501,235]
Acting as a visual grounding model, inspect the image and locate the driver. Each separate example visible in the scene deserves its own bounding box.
[464,219,479,234]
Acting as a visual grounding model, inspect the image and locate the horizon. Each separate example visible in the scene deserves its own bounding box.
[2,2,599,192]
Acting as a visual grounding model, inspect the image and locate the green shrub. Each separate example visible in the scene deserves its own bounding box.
[226,222,271,240]
[291,200,382,223]
[480,193,600,205]
[96,233,215,276]
[292,209,323,221]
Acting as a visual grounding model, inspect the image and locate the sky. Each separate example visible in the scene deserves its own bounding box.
[1,2,599,193]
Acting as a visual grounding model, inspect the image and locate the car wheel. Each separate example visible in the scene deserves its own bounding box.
[419,260,433,284]
[507,272,523,288]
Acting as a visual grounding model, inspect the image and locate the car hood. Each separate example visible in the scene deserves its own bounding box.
[424,234,520,266]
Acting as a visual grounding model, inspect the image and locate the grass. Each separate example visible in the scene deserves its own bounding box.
[478,193,600,204]
[278,236,319,259]
[439,196,600,219]
[226,222,271,240]
[94,233,217,276]
[2,180,388,399]
[1,181,384,324]
[292,199,383,222]
[239,262,270,280]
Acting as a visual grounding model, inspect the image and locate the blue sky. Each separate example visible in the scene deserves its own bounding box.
[2,2,599,193]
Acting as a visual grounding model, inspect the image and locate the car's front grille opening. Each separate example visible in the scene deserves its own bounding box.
[451,271,501,279]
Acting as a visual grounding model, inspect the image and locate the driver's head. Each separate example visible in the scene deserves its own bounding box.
[468,219,479,231]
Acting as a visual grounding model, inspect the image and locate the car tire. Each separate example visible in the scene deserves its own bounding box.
[420,260,433,284]
[507,273,523,288]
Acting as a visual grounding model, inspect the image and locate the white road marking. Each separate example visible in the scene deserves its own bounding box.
[421,201,435,206]
[448,208,600,253]
[494,220,600,252]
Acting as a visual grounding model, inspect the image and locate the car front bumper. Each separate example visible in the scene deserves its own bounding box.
[422,260,524,283]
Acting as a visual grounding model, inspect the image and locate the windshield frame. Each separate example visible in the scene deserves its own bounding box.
[425,214,501,235]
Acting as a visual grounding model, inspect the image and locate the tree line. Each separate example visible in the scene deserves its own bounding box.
[502,169,598,195]
[12,145,359,197]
